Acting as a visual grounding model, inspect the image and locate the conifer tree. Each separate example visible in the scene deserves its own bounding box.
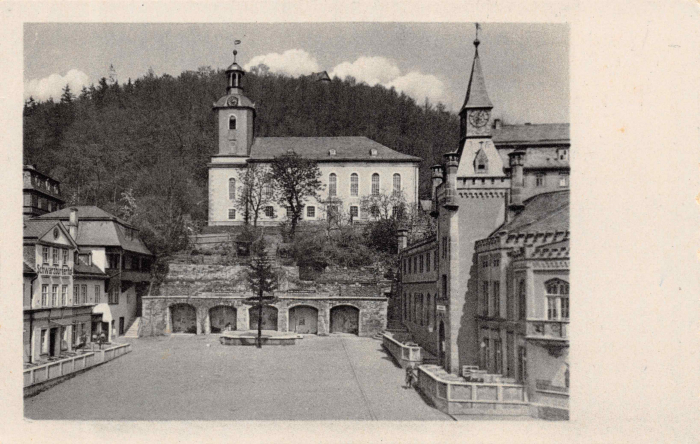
[243,238,279,348]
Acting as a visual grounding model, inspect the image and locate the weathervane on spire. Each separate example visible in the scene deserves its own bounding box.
[233,39,241,63]
[474,23,481,48]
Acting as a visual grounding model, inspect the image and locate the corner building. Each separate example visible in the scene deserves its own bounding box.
[398,35,569,411]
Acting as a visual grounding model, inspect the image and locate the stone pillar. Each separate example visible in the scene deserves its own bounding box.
[196,306,203,335]
[238,305,249,331]
[204,308,211,334]
[318,302,330,336]
[277,302,289,332]
[165,303,172,334]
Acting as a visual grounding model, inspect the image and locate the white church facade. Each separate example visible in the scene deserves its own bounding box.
[207,53,421,227]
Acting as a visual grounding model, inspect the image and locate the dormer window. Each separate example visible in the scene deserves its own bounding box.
[329,149,336,156]
[370,148,378,157]
[474,149,488,174]
[229,115,236,130]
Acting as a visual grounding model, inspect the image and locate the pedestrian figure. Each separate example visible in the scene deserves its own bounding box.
[404,365,415,389]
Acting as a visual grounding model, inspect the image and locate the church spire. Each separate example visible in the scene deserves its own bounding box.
[460,24,493,112]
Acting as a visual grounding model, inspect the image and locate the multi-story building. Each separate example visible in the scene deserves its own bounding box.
[23,219,93,364]
[23,165,65,219]
[207,53,421,227]
[397,34,570,411]
[38,206,153,340]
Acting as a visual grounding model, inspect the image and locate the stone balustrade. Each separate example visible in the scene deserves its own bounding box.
[382,332,422,368]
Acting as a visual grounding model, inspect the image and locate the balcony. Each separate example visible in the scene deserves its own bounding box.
[526,319,569,357]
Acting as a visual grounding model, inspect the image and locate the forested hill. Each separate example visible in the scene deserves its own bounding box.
[23,67,459,252]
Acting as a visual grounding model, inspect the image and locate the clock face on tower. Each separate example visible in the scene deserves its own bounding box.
[468,109,491,128]
[227,96,239,107]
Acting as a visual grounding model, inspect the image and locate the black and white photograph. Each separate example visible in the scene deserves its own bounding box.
[1,1,699,442]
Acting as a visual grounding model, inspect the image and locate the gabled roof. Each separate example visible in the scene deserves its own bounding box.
[24,262,36,274]
[23,219,78,249]
[460,46,493,112]
[493,124,570,146]
[248,136,421,162]
[37,206,152,256]
[74,260,109,278]
[493,191,569,236]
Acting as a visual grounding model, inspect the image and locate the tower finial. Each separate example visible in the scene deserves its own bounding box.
[233,39,241,63]
[474,23,481,48]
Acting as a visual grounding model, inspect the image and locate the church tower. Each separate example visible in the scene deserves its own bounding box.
[213,49,255,157]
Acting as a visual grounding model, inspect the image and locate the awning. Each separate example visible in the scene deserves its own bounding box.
[49,318,74,326]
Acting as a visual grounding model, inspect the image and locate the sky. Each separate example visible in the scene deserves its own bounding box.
[24,23,568,123]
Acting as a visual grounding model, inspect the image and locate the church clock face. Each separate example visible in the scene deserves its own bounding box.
[469,110,491,128]
[227,96,239,107]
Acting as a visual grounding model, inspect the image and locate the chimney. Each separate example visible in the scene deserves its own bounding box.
[493,118,502,130]
[508,150,526,219]
[68,207,79,241]
[397,227,408,252]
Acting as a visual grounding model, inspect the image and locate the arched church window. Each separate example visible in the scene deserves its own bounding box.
[475,149,488,174]
[392,173,401,196]
[229,115,236,130]
[329,173,337,197]
[229,178,236,200]
[371,173,380,196]
[350,173,359,196]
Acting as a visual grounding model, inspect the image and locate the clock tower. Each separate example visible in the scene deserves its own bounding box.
[458,36,493,146]
[213,50,255,157]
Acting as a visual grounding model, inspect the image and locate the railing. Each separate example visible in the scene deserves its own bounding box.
[536,379,569,393]
[382,333,422,368]
[526,319,569,340]
[24,343,131,388]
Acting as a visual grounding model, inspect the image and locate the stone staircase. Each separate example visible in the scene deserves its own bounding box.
[123,317,141,339]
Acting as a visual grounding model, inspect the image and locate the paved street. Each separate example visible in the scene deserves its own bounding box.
[24,334,451,421]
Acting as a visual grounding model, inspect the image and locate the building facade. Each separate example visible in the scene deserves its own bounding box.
[23,219,94,364]
[23,165,65,219]
[208,54,421,227]
[397,35,570,410]
[38,206,154,341]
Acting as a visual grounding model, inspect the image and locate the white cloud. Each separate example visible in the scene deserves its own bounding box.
[244,49,320,77]
[329,56,401,87]
[25,69,90,102]
[330,56,447,106]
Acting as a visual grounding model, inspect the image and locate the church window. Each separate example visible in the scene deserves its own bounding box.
[475,149,489,174]
[229,178,236,200]
[350,206,359,219]
[263,184,274,199]
[229,115,236,130]
[350,173,359,196]
[371,173,380,196]
[535,174,545,187]
[264,206,274,218]
[307,206,316,218]
[228,209,236,220]
[329,173,337,197]
[392,174,401,196]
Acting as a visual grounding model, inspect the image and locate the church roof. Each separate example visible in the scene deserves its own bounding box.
[493,124,570,146]
[460,46,493,112]
[493,190,569,236]
[247,136,422,162]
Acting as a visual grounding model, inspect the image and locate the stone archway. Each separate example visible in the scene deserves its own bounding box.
[171,304,197,334]
[249,305,278,331]
[330,305,359,335]
[289,305,319,334]
[209,306,237,333]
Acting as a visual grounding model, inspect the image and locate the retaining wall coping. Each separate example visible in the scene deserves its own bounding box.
[418,366,526,389]
[143,295,388,301]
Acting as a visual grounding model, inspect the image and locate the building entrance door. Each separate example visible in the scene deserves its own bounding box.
[438,321,445,367]
[119,317,125,335]
[49,328,58,357]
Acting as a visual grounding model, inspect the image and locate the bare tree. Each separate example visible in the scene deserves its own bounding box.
[359,190,407,221]
[235,164,276,227]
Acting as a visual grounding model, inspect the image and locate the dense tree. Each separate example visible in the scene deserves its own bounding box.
[270,152,324,239]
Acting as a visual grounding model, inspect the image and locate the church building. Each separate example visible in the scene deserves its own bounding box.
[207,51,421,227]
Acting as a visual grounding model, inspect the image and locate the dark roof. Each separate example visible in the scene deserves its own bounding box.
[248,137,421,162]
[460,49,493,111]
[493,124,570,146]
[24,262,36,274]
[38,206,152,256]
[494,191,569,236]
[23,219,63,239]
[308,71,331,82]
[74,261,108,278]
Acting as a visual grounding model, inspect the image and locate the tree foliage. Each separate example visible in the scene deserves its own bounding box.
[235,163,276,226]
[242,238,279,347]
